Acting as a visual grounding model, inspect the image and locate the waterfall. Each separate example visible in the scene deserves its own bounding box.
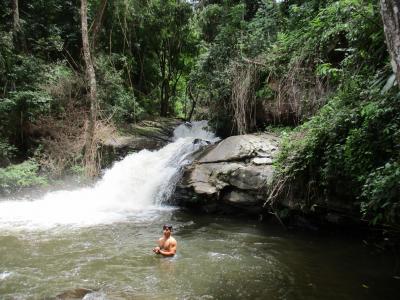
[0,121,219,230]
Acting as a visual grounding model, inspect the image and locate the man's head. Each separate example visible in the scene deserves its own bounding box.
[163,224,172,231]
[162,224,173,236]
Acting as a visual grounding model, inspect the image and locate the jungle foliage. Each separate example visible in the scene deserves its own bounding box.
[264,0,398,227]
[0,0,198,182]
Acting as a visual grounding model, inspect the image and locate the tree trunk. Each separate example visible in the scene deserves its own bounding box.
[12,0,20,32]
[159,46,169,117]
[187,86,197,122]
[81,0,98,177]
[90,0,108,50]
[12,0,25,51]
[160,79,169,117]
[380,0,400,86]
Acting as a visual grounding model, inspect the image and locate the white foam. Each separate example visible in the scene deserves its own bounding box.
[0,271,12,280]
[173,120,220,143]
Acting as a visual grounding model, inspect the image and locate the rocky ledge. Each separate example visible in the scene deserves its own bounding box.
[100,118,182,167]
[174,133,280,214]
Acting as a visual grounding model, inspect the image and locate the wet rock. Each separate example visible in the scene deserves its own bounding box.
[174,133,280,214]
[100,118,182,167]
[55,288,94,299]
[102,135,164,152]
[184,121,192,128]
[198,134,279,163]
[223,190,258,205]
[193,138,211,145]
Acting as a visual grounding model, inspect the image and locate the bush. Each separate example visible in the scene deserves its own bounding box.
[9,90,53,121]
[0,159,47,192]
[361,161,400,225]
[0,138,16,167]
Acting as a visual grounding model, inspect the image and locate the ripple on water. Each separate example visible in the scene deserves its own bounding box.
[207,251,242,262]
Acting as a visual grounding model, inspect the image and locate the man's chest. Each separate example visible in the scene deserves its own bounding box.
[161,238,171,249]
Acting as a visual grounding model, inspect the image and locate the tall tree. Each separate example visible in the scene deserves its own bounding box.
[380,0,400,86]
[150,0,196,116]
[12,0,20,32]
[81,0,98,176]
[12,0,25,51]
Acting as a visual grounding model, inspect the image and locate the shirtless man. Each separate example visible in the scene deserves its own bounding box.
[152,224,177,257]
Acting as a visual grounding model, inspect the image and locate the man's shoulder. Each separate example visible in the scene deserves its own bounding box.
[170,236,177,244]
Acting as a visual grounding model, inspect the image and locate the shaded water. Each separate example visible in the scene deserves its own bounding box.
[0,122,399,299]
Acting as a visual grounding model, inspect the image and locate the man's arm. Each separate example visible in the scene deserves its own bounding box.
[159,240,176,257]
[152,238,164,253]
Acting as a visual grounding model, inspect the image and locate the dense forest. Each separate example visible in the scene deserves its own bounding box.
[0,0,399,228]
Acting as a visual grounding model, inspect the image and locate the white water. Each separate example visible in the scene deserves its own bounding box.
[0,121,219,231]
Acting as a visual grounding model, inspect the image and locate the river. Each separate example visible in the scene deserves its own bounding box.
[0,122,399,299]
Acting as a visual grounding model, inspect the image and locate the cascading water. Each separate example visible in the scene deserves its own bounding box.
[0,121,219,231]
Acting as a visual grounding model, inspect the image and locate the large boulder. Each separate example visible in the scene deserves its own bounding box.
[174,133,280,214]
[198,134,278,163]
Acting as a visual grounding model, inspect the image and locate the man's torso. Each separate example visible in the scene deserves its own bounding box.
[160,236,176,250]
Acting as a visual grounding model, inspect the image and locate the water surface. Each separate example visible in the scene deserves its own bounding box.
[0,210,399,299]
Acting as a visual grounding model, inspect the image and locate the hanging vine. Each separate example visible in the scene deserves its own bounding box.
[231,62,259,135]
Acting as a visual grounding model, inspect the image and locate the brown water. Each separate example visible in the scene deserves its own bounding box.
[0,208,399,300]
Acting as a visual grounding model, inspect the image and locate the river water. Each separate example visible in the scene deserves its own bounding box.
[0,122,399,299]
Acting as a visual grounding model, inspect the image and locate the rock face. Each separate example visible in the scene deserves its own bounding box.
[100,118,181,167]
[174,133,280,214]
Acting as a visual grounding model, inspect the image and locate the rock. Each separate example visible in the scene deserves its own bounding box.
[100,118,182,167]
[102,135,164,151]
[227,165,274,190]
[198,134,279,163]
[223,190,258,205]
[189,162,241,195]
[56,288,94,299]
[174,133,280,214]
[193,138,211,145]
[251,157,273,165]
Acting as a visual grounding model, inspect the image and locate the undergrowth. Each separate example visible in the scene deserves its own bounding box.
[275,73,400,227]
[0,159,47,193]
